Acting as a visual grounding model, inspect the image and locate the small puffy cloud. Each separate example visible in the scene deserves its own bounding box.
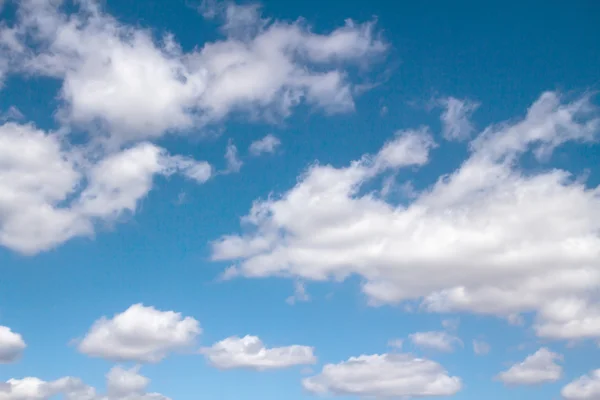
[302,353,462,397]
[0,326,26,364]
[0,366,169,400]
[212,91,600,342]
[0,0,387,255]
[373,128,435,170]
[496,348,563,386]
[0,122,211,254]
[472,340,490,355]
[409,331,462,353]
[439,96,479,141]
[78,304,201,363]
[249,134,281,156]
[562,369,600,400]
[286,281,310,305]
[201,335,316,370]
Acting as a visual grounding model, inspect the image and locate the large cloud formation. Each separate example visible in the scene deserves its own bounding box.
[0,0,386,254]
[213,91,600,342]
[0,0,386,145]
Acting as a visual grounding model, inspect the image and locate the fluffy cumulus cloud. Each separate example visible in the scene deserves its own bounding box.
[409,331,462,352]
[0,122,211,254]
[201,335,316,370]
[562,370,600,400]
[78,304,201,363]
[0,366,169,400]
[438,96,480,141]
[0,0,386,144]
[302,353,461,397]
[249,134,281,156]
[0,326,26,364]
[212,91,600,342]
[224,140,243,173]
[496,348,563,386]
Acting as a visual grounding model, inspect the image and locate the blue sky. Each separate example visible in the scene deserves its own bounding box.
[0,0,599,399]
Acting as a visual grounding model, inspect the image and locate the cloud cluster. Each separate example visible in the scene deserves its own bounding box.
[0,0,386,145]
[78,304,201,363]
[0,366,168,400]
[213,91,600,342]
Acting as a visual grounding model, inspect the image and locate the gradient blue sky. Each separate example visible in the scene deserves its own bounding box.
[0,1,599,399]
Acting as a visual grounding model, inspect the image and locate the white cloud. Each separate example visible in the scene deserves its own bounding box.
[212,91,600,341]
[472,340,490,355]
[302,353,462,397]
[0,366,169,400]
[439,97,479,141]
[201,335,316,370]
[286,281,310,305]
[0,0,386,255]
[562,369,600,400]
[223,140,243,173]
[496,348,563,386]
[0,326,26,364]
[2,0,386,144]
[373,128,435,170]
[409,331,462,353]
[0,122,88,253]
[387,339,403,349]
[0,122,211,254]
[78,304,201,363]
[533,298,600,341]
[249,134,281,156]
[77,143,211,218]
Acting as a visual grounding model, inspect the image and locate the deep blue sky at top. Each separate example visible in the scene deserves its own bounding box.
[0,1,599,400]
